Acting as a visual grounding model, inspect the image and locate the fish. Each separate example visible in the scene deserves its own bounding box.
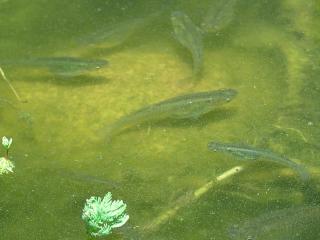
[229,205,320,240]
[78,11,164,49]
[104,89,237,140]
[171,11,203,78]
[207,142,309,180]
[1,57,108,77]
[56,169,119,188]
[201,0,237,33]
[78,18,149,49]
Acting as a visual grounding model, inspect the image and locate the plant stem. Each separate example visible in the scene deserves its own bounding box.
[0,66,25,102]
[5,149,9,159]
[143,166,244,234]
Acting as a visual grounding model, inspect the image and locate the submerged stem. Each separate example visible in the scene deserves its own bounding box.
[0,67,24,102]
[143,166,244,234]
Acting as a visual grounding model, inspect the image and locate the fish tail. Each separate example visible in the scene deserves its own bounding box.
[296,164,310,181]
[96,124,115,144]
[104,126,116,143]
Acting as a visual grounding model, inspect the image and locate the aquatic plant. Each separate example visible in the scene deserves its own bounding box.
[0,136,14,174]
[143,166,243,234]
[82,192,129,237]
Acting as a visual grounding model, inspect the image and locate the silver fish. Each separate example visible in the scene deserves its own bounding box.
[201,0,237,33]
[208,142,309,180]
[171,11,203,78]
[104,89,237,140]
[229,205,320,240]
[2,57,108,77]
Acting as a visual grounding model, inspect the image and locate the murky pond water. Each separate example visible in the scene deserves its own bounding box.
[1,0,320,239]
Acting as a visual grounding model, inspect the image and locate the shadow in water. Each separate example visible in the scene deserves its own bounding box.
[103,107,237,142]
[19,74,110,87]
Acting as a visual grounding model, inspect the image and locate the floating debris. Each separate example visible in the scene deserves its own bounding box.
[171,11,203,78]
[208,142,309,180]
[104,89,237,140]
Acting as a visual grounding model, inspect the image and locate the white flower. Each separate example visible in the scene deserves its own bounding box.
[0,157,14,174]
[2,136,12,150]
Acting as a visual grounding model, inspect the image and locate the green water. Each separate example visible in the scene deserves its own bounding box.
[0,0,320,239]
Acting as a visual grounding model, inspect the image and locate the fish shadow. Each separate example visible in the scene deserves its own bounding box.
[121,107,237,137]
[23,74,110,87]
[84,38,143,56]
[49,75,110,87]
[171,37,194,71]
[157,107,237,128]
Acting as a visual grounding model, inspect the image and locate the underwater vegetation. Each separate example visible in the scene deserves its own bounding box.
[103,88,237,141]
[82,192,129,237]
[0,136,14,174]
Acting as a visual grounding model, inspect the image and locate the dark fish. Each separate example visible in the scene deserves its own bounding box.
[208,142,309,180]
[171,11,203,78]
[1,57,108,77]
[104,89,237,140]
[229,205,320,240]
[201,0,237,33]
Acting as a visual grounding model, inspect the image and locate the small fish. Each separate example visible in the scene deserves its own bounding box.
[1,57,108,77]
[79,11,164,49]
[104,89,237,140]
[201,0,237,33]
[229,205,320,240]
[78,18,149,49]
[57,169,119,188]
[207,142,309,180]
[171,11,203,78]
